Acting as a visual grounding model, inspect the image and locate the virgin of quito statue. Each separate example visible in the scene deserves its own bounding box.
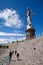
[26,8,36,40]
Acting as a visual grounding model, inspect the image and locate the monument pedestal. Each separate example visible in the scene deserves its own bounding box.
[26,28,35,40]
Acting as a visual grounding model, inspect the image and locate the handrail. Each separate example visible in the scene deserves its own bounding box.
[0,55,9,65]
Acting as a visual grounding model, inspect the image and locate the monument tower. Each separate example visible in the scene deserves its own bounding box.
[26,8,36,40]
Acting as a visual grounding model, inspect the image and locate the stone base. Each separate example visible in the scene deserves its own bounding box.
[26,28,36,40]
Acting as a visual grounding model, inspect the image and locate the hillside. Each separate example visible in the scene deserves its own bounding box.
[0,36,43,65]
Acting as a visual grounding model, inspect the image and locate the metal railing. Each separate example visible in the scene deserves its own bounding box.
[0,55,9,65]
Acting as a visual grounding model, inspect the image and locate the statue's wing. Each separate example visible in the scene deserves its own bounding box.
[30,10,35,15]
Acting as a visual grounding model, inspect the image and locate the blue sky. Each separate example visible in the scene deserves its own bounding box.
[0,0,43,43]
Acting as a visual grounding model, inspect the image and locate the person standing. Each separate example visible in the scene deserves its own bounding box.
[15,50,17,55]
[9,51,14,63]
[16,53,19,60]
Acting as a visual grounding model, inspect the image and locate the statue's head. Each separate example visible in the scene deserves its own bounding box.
[27,7,30,11]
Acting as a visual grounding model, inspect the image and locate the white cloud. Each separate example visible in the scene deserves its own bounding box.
[0,9,22,28]
[42,32,43,36]
[0,31,25,44]
[17,37,26,41]
[0,32,25,36]
[0,36,26,44]
[0,38,8,43]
